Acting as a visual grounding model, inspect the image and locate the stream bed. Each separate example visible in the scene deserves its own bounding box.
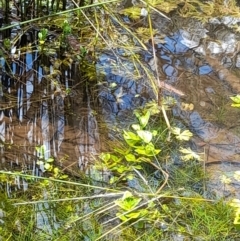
[1,2,240,197]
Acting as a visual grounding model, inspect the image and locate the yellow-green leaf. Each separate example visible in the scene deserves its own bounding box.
[230,95,240,104]
[172,127,193,141]
[234,171,240,181]
[220,175,231,185]
[179,147,201,161]
[137,130,153,143]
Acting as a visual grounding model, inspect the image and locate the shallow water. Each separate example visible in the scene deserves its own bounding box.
[1,10,240,192]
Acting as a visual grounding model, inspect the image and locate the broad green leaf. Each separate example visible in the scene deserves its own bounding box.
[122,191,133,200]
[172,127,193,141]
[126,173,135,180]
[230,95,240,104]
[37,161,44,165]
[115,165,129,174]
[229,199,240,208]
[179,147,201,161]
[220,175,231,184]
[231,103,240,107]
[59,174,68,179]
[132,124,141,131]
[135,143,161,156]
[115,196,142,211]
[126,212,140,219]
[233,211,240,227]
[44,163,52,170]
[53,167,59,175]
[123,131,141,141]
[138,111,150,128]
[137,130,152,143]
[99,153,111,162]
[234,171,240,181]
[38,32,43,39]
[46,157,54,163]
[125,154,136,162]
[152,130,158,136]
[125,139,139,147]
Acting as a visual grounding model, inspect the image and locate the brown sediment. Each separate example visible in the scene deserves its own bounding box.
[204,54,240,93]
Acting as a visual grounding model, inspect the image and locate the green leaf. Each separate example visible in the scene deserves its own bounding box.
[125,154,136,162]
[115,193,142,211]
[37,161,44,165]
[46,157,54,163]
[138,111,151,128]
[135,143,161,156]
[99,153,111,162]
[38,32,43,40]
[137,130,152,143]
[132,124,141,131]
[44,163,52,170]
[230,95,240,104]
[120,7,142,20]
[35,145,46,157]
[172,127,193,141]
[115,165,129,174]
[220,175,231,184]
[234,171,240,181]
[53,167,59,174]
[126,212,141,219]
[123,131,141,141]
[229,199,240,208]
[126,173,135,180]
[125,139,139,147]
[231,103,240,107]
[152,130,158,136]
[179,147,201,161]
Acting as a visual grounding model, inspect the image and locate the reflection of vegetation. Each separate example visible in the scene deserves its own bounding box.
[1,0,240,240]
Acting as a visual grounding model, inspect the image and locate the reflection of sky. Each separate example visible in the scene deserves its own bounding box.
[160,32,212,75]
